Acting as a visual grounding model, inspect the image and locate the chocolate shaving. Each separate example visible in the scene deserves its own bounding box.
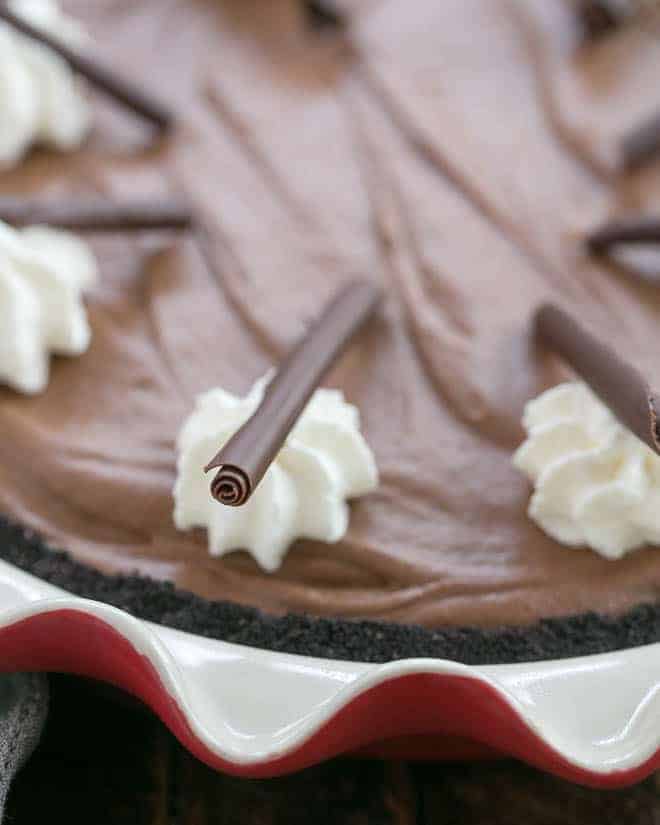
[621,111,660,171]
[205,279,381,506]
[535,303,660,453]
[581,2,660,171]
[305,0,346,30]
[0,198,193,232]
[577,0,624,37]
[586,216,660,253]
[0,4,173,132]
[577,0,659,39]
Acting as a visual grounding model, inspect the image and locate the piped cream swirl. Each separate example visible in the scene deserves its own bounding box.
[0,0,91,167]
[514,382,660,559]
[0,220,98,394]
[174,374,379,572]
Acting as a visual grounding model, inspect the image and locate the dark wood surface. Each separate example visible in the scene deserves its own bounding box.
[6,675,660,824]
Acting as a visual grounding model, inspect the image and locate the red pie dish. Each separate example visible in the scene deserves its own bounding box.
[2,524,660,787]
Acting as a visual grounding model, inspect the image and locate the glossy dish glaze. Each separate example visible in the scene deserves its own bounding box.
[3,559,660,786]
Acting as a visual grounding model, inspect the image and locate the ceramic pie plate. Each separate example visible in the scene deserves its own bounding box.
[3,557,660,787]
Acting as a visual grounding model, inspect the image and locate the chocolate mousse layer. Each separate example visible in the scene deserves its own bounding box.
[2,0,660,630]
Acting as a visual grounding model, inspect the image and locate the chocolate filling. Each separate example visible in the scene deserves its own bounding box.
[3,0,660,660]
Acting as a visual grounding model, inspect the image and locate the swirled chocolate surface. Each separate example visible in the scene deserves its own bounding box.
[3,0,660,630]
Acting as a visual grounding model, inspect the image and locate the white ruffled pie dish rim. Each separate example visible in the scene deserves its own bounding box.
[2,557,660,786]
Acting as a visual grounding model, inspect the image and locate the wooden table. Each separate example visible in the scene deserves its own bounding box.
[7,674,660,824]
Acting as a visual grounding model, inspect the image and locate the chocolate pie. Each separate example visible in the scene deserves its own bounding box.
[3,0,660,663]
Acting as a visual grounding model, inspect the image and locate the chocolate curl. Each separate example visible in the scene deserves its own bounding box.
[586,216,660,253]
[577,0,625,37]
[305,0,346,30]
[0,198,193,232]
[0,4,174,132]
[577,0,659,39]
[579,3,660,170]
[535,303,660,454]
[205,279,382,506]
[621,112,660,171]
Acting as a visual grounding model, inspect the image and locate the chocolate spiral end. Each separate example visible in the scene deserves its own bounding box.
[210,465,251,507]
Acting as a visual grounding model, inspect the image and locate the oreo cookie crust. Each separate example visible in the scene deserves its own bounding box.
[2,515,660,666]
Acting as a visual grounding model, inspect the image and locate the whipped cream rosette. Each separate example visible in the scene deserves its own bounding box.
[0,0,91,167]
[174,375,379,572]
[515,382,660,559]
[0,220,98,394]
